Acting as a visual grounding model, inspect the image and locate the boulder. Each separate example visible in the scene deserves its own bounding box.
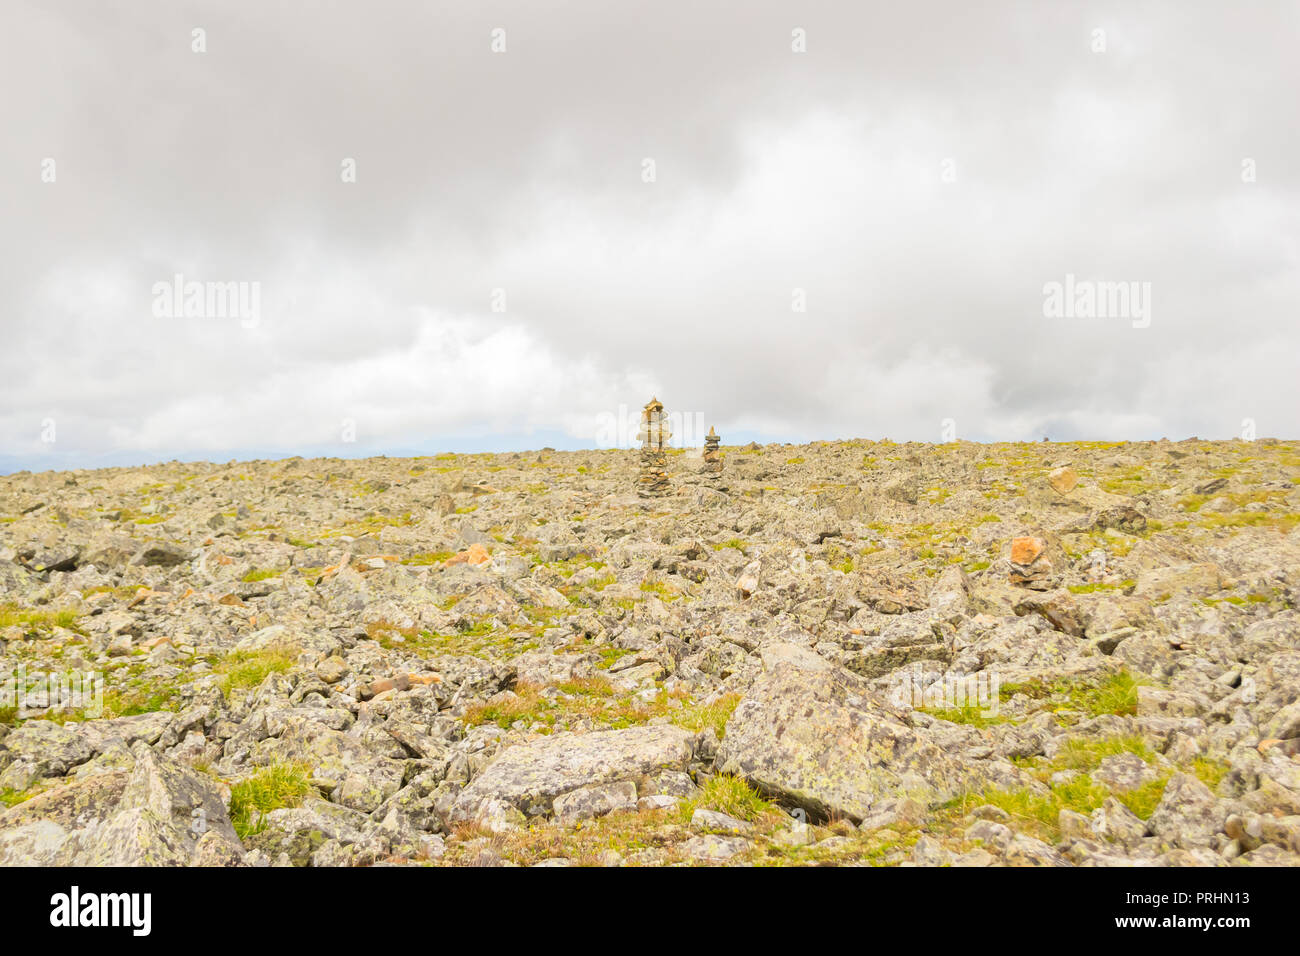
[715,643,960,822]
[450,725,694,822]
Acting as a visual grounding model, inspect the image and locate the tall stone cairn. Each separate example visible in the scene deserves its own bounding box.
[637,397,671,497]
[702,426,722,479]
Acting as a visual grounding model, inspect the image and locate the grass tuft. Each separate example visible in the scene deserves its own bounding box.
[215,647,297,697]
[228,762,316,840]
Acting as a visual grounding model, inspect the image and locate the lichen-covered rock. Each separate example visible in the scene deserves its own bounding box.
[55,807,194,866]
[0,820,70,866]
[450,725,694,821]
[1146,772,1228,849]
[716,643,961,822]
[120,742,240,847]
[3,437,1300,868]
[0,771,130,831]
[552,781,638,824]
[249,717,405,813]
[0,721,96,779]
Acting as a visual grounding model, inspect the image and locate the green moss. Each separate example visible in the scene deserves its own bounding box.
[1199,512,1300,530]
[102,685,182,718]
[1179,489,1285,513]
[0,786,44,808]
[712,538,748,552]
[1067,580,1136,594]
[403,551,454,566]
[240,568,282,583]
[638,580,680,601]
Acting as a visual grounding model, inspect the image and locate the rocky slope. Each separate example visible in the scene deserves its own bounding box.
[2,438,1299,866]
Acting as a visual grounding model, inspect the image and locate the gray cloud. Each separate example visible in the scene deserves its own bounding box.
[2,1,1297,471]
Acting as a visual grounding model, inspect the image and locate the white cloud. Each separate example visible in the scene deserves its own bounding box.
[1,1,1297,470]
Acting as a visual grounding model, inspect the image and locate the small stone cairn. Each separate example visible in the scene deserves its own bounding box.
[702,426,722,480]
[637,397,671,497]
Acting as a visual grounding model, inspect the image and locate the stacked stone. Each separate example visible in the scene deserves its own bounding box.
[637,397,671,497]
[702,426,722,479]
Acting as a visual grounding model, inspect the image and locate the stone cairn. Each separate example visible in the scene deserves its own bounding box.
[702,426,722,480]
[637,397,671,497]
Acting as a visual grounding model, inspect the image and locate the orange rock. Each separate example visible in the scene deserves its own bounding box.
[362,673,412,699]
[445,542,490,567]
[127,588,159,609]
[1011,537,1046,565]
[1047,466,1078,494]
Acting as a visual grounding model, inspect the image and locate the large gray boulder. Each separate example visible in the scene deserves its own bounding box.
[715,643,961,823]
[450,724,695,822]
[3,743,243,866]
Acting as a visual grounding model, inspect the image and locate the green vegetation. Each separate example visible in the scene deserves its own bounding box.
[403,551,454,566]
[228,762,316,840]
[672,693,742,739]
[1067,580,1136,594]
[943,772,1168,845]
[240,568,282,583]
[638,579,680,601]
[0,786,44,808]
[1191,757,1230,791]
[215,647,297,697]
[462,679,689,733]
[0,604,83,635]
[1000,670,1145,721]
[679,775,776,824]
[920,703,1012,728]
[1050,734,1153,771]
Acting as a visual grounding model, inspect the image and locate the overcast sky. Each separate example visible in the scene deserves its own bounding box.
[2,1,1297,472]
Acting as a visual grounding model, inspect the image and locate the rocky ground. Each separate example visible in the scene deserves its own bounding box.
[2,438,1299,867]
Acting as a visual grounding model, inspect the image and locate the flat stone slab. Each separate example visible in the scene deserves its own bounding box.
[716,644,961,823]
[451,725,695,821]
